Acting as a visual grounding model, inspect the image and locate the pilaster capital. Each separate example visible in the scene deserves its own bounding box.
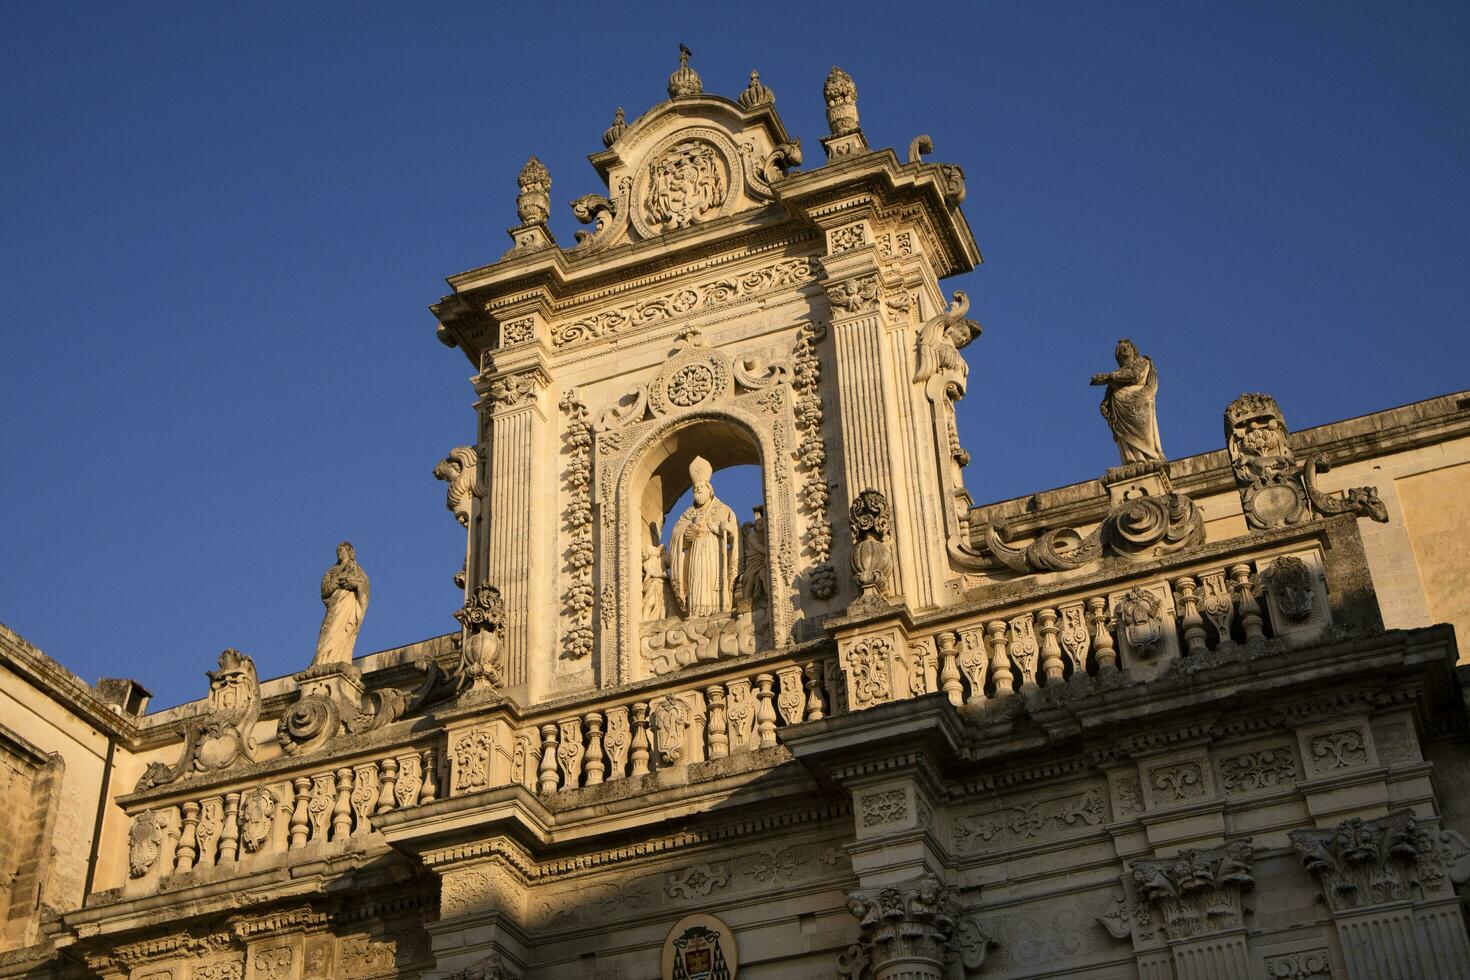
[841,875,956,980]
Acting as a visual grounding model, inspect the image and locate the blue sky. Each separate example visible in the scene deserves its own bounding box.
[3,2,1466,708]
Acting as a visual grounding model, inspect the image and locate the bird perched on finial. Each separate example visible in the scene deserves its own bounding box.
[668,43,702,99]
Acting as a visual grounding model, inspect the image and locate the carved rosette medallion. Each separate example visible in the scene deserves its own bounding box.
[631,130,741,239]
[647,343,733,416]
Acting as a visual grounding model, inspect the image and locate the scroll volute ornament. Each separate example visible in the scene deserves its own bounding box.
[849,489,893,609]
[455,582,507,693]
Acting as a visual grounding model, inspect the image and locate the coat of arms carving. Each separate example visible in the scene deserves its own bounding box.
[644,140,727,233]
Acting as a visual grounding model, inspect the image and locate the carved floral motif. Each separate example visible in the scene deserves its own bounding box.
[1132,840,1255,939]
[860,789,908,827]
[1220,747,1296,792]
[128,810,164,878]
[453,730,492,794]
[1289,810,1440,912]
[954,789,1105,850]
[560,390,595,660]
[825,275,879,314]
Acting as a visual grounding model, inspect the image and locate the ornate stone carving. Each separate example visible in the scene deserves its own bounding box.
[313,541,370,667]
[1262,949,1332,978]
[1289,811,1437,912]
[553,256,816,346]
[1226,392,1307,529]
[1220,746,1296,792]
[128,810,164,878]
[1132,840,1255,939]
[1303,455,1389,523]
[135,649,261,791]
[1114,586,1164,658]
[954,788,1105,850]
[842,637,895,709]
[666,43,701,99]
[560,390,595,660]
[515,156,550,225]
[602,106,626,148]
[850,489,893,608]
[792,323,837,599]
[488,371,540,409]
[1097,890,1153,942]
[738,69,774,109]
[433,445,484,528]
[454,582,506,691]
[647,333,734,416]
[453,730,492,794]
[239,787,276,853]
[826,275,879,314]
[759,139,802,184]
[1261,555,1314,622]
[1149,762,1206,802]
[666,862,730,899]
[824,66,860,137]
[651,695,690,765]
[1224,392,1388,528]
[1091,339,1164,465]
[643,139,727,233]
[1310,729,1367,771]
[913,290,982,387]
[983,479,1205,574]
[841,876,956,979]
[860,789,908,827]
[641,608,764,675]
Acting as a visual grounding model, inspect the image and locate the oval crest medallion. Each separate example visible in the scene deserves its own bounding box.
[661,913,737,980]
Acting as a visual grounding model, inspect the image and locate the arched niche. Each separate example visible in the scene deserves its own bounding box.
[603,407,796,684]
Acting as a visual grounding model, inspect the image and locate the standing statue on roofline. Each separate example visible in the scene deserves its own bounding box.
[1091,338,1165,465]
[312,541,370,667]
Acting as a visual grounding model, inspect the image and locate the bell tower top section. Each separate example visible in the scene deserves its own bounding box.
[429,52,985,705]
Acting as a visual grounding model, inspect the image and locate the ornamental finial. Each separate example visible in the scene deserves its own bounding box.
[738,69,774,109]
[824,66,859,136]
[602,107,627,148]
[667,43,703,99]
[516,156,551,226]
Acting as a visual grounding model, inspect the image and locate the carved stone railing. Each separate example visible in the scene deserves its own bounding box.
[511,651,838,797]
[833,520,1360,714]
[119,738,440,895]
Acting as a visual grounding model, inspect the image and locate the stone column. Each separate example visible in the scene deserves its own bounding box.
[1289,810,1470,980]
[844,876,955,980]
[1131,840,1257,980]
[475,360,550,695]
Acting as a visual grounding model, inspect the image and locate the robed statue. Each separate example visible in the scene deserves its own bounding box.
[739,505,769,606]
[311,541,370,666]
[668,457,740,618]
[641,521,670,622]
[1091,338,1165,465]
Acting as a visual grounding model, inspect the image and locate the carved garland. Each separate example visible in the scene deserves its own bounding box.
[553,256,816,346]
[560,390,595,660]
[792,323,837,599]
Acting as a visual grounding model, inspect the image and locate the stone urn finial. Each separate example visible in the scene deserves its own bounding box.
[602,107,627,148]
[516,156,551,226]
[824,66,859,136]
[667,43,703,99]
[455,582,507,692]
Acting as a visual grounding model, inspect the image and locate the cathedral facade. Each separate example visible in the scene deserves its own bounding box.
[4,53,1470,980]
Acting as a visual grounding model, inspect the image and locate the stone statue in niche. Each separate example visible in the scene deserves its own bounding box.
[738,506,769,607]
[312,541,370,667]
[1091,339,1165,465]
[668,456,740,618]
[642,521,671,622]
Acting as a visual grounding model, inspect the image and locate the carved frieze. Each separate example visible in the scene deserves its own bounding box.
[953,787,1105,851]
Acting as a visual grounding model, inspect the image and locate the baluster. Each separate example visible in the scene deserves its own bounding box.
[986,620,1013,696]
[1173,576,1208,655]
[706,686,729,759]
[1088,597,1117,672]
[219,791,241,863]
[1230,563,1266,645]
[376,757,398,814]
[937,632,963,706]
[755,674,777,748]
[538,723,560,794]
[583,712,606,785]
[288,777,310,849]
[176,801,200,873]
[331,768,353,841]
[419,747,438,804]
[1200,570,1236,652]
[630,702,651,777]
[804,662,827,721]
[1037,608,1064,683]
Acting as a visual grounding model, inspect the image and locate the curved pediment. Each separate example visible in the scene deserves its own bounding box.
[570,92,802,253]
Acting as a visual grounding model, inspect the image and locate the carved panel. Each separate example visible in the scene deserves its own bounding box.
[954,786,1105,851]
[859,789,908,828]
[1219,745,1298,794]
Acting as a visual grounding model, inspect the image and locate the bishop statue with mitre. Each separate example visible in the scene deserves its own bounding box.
[668,456,740,618]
